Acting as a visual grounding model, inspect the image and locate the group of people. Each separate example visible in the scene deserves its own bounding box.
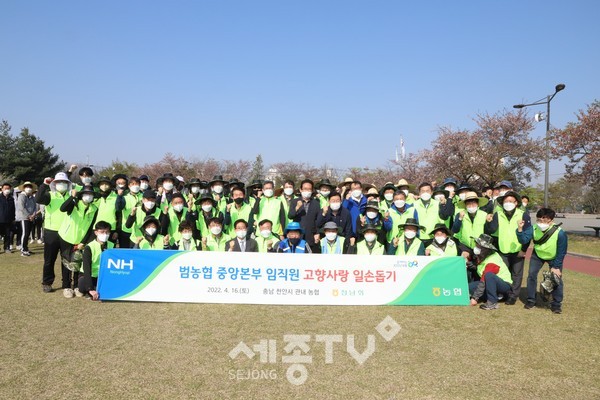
[0,164,567,313]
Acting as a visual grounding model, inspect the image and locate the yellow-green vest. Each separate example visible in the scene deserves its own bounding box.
[58,202,98,244]
[167,207,189,245]
[226,203,253,236]
[120,192,142,233]
[139,234,165,250]
[496,208,524,254]
[177,238,202,251]
[204,233,232,252]
[320,236,345,254]
[455,210,487,249]
[412,199,443,240]
[386,207,415,243]
[95,192,118,230]
[44,191,69,231]
[395,237,423,256]
[195,209,220,238]
[277,195,294,229]
[130,207,162,243]
[256,197,284,236]
[426,238,458,257]
[87,240,114,278]
[357,240,385,255]
[256,234,280,253]
[477,251,513,284]
[533,224,561,260]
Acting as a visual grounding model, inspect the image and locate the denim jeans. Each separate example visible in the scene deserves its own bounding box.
[527,252,564,308]
[469,273,511,303]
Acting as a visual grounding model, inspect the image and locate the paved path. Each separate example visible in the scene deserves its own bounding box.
[564,254,600,277]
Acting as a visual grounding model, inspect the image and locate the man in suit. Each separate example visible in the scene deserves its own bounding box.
[226,219,258,252]
[287,179,321,252]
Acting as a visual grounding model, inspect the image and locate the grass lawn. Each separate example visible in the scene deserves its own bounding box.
[1,242,599,399]
[567,234,600,258]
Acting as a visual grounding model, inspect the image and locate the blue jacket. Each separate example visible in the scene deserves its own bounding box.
[343,196,367,236]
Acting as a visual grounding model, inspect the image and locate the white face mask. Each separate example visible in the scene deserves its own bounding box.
[145,227,157,236]
[191,186,200,194]
[503,202,516,212]
[330,202,341,211]
[201,204,213,213]
[260,229,272,238]
[97,233,109,243]
[163,182,174,191]
[236,230,247,239]
[24,188,33,195]
[140,182,149,190]
[144,201,156,209]
[172,203,184,212]
[182,232,193,240]
[81,177,92,185]
[384,193,394,202]
[129,185,140,193]
[352,189,362,199]
[325,232,337,241]
[473,246,482,255]
[55,183,68,193]
[420,192,431,201]
[210,226,222,235]
[499,190,508,197]
[404,230,416,239]
[364,233,377,243]
[366,211,378,219]
[212,185,223,194]
[394,200,405,209]
[117,184,126,190]
[434,194,444,201]
[445,186,455,193]
[81,194,94,204]
[466,206,478,214]
[320,190,330,198]
[537,223,550,231]
[263,189,274,198]
[459,193,467,201]
[2,189,10,196]
[434,235,447,245]
[283,188,294,196]
[301,191,312,199]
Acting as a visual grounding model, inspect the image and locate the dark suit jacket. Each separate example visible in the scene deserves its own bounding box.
[226,238,258,252]
[288,197,321,246]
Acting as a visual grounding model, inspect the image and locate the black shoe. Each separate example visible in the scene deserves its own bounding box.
[42,284,53,293]
[551,306,562,314]
[524,302,536,309]
[505,297,517,305]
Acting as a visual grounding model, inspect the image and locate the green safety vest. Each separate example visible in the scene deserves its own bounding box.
[205,233,232,252]
[195,209,220,239]
[477,251,513,284]
[130,207,162,243]
[167,207,189,245]
[356,240,385,255]
[320,236,345,254]
[95,192,118,230]
[395,237,423,256]
[426,239,458,257]
[256,197,284,236]
[120,192,142,233]
[455,209,487,249]
[226,203,253,236]
[386,207,415,243]
[87,240,114,278]
[318,195,328,209]
[412,199,443,240]
[533,224,561,260]
[139,234,165,250]
[44,191,69,231]
[177,238,201,251]
[255,234,280,253]
[496,208,524,254]
[58,202,98,244]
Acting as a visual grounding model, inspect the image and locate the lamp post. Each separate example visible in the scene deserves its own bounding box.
[513,83,565,207]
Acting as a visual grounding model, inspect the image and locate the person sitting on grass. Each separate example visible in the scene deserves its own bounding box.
[387,218,426,256]
[277,222,312,253]
[174,220,201,251]
[134,216,170,250]
[78,221,113,300]
[519,207,568,314]
[469,234,513,310]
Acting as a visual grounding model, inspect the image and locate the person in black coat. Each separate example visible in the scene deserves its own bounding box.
[288,179,321,251]
[316,192,353,239]
[0,183,16,252]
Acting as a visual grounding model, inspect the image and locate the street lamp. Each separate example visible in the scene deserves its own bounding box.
[513,83,565,207]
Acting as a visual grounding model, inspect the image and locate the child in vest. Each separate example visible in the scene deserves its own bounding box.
[519,207,567,313]
[78,221,113,300]
[425,224,459,256]
[174,220,201,250]
[134,216,170,250]
[388,218,425,256]
[277,222,312,253]
[469,234,513,310]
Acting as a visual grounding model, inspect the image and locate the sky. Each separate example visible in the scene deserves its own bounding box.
[1,1,599,182]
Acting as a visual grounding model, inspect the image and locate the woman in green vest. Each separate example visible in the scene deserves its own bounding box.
[388,218,425,256]
[134,215,170,250]
[425,224,459,256]
[468,234,513,310]
[174,220,202,251]
[79,220,113,300]
[189,194,224,240]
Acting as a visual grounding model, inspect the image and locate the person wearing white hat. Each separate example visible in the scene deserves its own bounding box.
[36,172,73,293]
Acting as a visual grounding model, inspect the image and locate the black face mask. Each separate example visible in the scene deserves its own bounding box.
[288,238,300,246]
[234,198,244,205]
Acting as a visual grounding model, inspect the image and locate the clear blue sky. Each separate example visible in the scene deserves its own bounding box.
[2,1,598,181]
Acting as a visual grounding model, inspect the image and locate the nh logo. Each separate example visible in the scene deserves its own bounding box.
[107,258,134,270]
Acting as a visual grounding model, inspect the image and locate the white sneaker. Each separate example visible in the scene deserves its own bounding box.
[29,239,34,244]
[63,288,74,298]
[16,245,22,250]
[74,288,84,298]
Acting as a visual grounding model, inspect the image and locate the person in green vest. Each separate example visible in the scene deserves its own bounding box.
[163,193,191,246]
[115,176,143,248]
[387,218,425,256]
[356,200,392,248]
[69,165,94,192]
[134,215,170,250]
[519,207,567,313]
[156,172,179,205]
[202,217,231,251]
[318,221,353,254]
[255,180,286,238]
[208,175,229,213]
[189,194,224,240]
[425,223,459,256]
[468,234,513,310]
[255,219,280,253]
[385,190,419,246]
[36,172,73,293]
[245,179,263,209]
[412,182,455,247]
[350,224,385,255]
[276,179,296,231]
[58,185,99,298]
[78,220,113,300]
[315,179,336,209]
[395,179,416,204]
[185,178,204,212]
[486,190,532,306]
[173,220,202,251]
[125,189,166,246]
[94,176,119,243]
[224,186,255,236]
[378,182,397,214]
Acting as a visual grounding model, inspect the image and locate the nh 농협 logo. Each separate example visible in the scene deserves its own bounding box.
[107,258,134,270]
